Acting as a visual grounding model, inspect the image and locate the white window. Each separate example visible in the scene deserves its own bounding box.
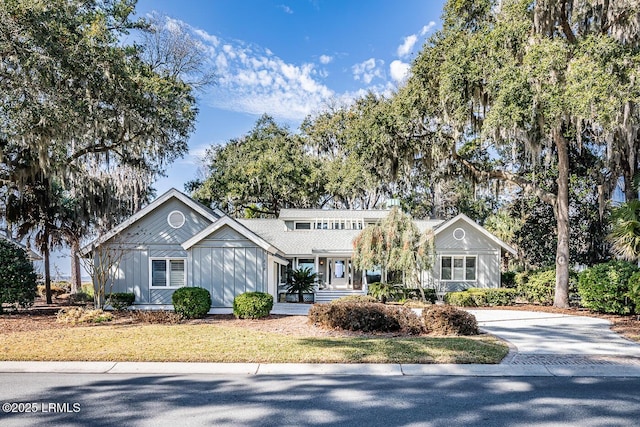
[150,259,186,288]
[441,256,476,281]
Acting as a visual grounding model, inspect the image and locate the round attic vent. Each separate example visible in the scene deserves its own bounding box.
[168,210,186,229]
[453,227,465,240]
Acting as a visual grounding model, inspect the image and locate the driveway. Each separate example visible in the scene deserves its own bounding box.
[468,310,640,365]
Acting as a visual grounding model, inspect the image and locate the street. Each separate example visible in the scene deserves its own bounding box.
[1,373,639,426]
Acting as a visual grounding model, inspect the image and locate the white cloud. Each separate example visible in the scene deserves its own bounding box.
[420,21,436,36]
[319,54,333,64]
[390,60,410,83]
[397,34,418,58]
[352,58,384,84]
[278,4,294,14]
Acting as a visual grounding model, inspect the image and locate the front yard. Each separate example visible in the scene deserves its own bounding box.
[0,310,508,364]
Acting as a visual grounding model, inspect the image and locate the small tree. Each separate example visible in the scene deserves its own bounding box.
[286,267,317,303]
[352,207,434,300]
[80,240,126,309]
[0,240,37,313]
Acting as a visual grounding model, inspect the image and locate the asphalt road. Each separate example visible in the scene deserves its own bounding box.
[1,373,640,426]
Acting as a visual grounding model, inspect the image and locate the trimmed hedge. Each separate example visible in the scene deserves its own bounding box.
[627,272,640,315]
[172,287,211,319]
[308,301,422,334]
[233,291,273,319]
[107,292,135,310]
[422,305,479,336]
[577,260,639,314]
[444,288,517,307]
[331,295,378,304]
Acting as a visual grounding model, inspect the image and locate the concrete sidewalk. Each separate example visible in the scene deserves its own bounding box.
[2,361,640,377]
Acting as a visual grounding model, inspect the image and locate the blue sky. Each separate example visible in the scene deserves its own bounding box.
[134,0,447,195]
[53,0,448,278]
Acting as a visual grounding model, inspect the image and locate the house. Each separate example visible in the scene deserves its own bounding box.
[81,188,516,312]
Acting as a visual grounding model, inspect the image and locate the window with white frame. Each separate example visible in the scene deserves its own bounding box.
[441,256,476,281]
[150,259,186,288]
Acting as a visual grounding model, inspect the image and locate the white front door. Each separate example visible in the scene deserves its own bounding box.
[330,258,349,288]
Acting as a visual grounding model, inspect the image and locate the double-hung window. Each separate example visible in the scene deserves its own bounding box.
[441,256,476,281]
[151,259,186,288]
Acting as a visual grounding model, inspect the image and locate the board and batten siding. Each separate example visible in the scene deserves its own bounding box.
[433,218,501,291]
[190,225,268,307]
[98,197,212,305]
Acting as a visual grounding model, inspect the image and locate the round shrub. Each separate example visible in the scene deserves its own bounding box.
[309,301,422,334]
[422,305,479,336]
[578,260,639,314]
[0,239,37,313]
[172,287,211,319]
[516,269,579,306]
[233,292,273,319]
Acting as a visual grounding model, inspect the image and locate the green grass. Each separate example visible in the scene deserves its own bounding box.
[0,324,508,364]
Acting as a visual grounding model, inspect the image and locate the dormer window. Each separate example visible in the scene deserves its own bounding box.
[295,222,311,230]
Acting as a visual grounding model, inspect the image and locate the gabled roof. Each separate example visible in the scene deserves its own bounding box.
[434,213,517,255]
[80,188,219,256]
[182,215,285,257]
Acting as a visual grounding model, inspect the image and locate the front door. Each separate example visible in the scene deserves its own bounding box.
[330,258,349,288]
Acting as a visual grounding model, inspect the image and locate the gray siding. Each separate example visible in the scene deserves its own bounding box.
[190,225,267,307]
[98,197,211,305]
[434,218,501,290]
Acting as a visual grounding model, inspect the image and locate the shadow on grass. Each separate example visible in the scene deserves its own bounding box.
[296,336,509,364]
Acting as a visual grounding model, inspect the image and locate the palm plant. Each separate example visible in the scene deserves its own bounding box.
[286,267,317,303]
[608,200,640,263]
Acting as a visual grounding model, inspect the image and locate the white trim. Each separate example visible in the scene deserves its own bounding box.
[440,254,477,282]
[80,188,219,256]
[453,227,465,240]
[434,213,517,256]
[167,210,186,229]
[149,257,187,289]
[182,216,284,256]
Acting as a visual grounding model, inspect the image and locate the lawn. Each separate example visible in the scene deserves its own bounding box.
[0,321,508,364]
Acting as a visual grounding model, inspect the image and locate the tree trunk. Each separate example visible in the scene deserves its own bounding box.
[43,239,52,305]
[553,130,570,308]
[70,239,82,294]
[298,290,304,303]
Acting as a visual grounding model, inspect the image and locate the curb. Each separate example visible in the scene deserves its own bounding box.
[2,361,640,377]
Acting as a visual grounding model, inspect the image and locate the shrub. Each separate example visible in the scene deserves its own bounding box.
[367,282,403,303]
[172,287,211,319]
[309,301,422,334]
[422,305,479,336]
[501,271,517,288]
[627,272,640,315]
[130,310,183,324]
[37,283,67,299]
[401,288,437,303]
[56,307,113,324]
[233,291,273,319]
[69,291,93,305]
[468,288,517,306]
[516,269,579,306]
[107,292,135,310]
[444,291,477,307]
[577,260,639,314]
[331,295,378,304]
[0,239,37,313]
[286,267,316,303]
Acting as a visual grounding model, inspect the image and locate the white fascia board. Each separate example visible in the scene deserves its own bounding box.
[80,188,218,256]
[434,213,517,256]
[182,216,285,256]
